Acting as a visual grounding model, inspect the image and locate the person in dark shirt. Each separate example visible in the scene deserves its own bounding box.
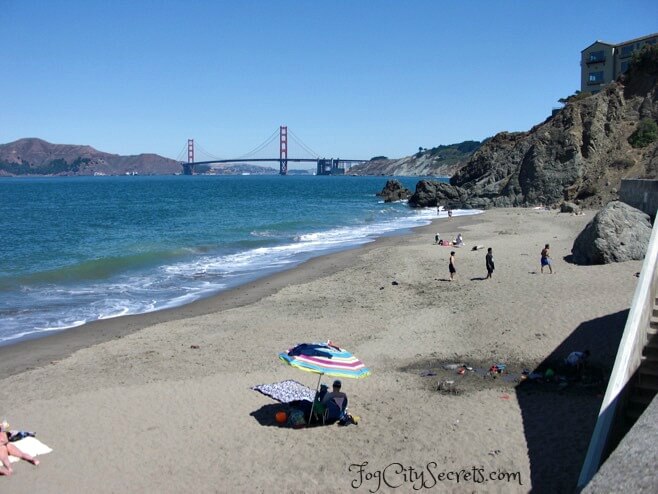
[485,247,495,279]
[449,251,457,281]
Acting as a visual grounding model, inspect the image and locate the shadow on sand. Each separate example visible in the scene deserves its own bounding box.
[515,309,628,493]
[250,403,288,427]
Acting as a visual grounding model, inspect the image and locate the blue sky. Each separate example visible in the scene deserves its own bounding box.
[1,0,657,165]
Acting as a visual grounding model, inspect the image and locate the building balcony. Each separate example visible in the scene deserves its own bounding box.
[585,57,606,65]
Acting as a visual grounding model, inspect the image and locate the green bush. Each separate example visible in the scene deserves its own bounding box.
[629,45,658,76]
[628,118,658,148]
[558,91,592,105]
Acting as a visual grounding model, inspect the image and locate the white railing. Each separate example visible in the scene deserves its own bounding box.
[578,210,658,488]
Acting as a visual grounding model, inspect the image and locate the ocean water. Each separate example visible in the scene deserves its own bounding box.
[0,175,479,345]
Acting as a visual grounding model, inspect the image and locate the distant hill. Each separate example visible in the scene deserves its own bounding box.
[207,163,278,175]
[348,140,483,177]
[0,138,182,176]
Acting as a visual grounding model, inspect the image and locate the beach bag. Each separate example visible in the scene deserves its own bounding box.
[287,409,306,428]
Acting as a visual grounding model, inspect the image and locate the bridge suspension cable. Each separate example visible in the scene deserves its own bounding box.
[175,142,188,162]
[236,128,280,160]
[194,142,224,162]
[288,129,321,159]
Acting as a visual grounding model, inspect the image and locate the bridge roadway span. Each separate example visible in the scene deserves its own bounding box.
[187,158,365,165]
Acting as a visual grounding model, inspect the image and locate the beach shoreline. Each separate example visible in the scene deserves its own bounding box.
[1,207,641,493]
[0,213,478,378]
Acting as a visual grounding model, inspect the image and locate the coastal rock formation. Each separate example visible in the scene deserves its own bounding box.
[407,180,468,208]
[560,201,582,214]
[407,48,658,209]
[571,201,652,264]
[376,180,412,202]
[349,141,481,177]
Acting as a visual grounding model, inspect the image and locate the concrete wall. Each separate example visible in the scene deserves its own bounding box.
[582,395,658,493]
[619,179,658,220]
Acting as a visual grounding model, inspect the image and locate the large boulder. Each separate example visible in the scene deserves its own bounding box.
[560,201,582,214]
[376,179,411,202]
[571,201,652,264]
[407,180,469,208]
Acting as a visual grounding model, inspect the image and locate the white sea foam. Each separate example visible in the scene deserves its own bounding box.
[0,206,483,346]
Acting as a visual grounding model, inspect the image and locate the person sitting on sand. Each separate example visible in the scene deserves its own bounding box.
[454,233,464,246]
[0,424,39,476]
[322,380,347,407]
[321,380,348,423]
[565,350,590,372]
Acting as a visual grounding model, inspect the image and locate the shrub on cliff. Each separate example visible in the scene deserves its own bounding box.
[628,118,658,148]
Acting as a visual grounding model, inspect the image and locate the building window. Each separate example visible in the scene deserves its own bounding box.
[621,61,629,73]
[588,71,604,84]
[588,50,605,63]
[620,44,635,58]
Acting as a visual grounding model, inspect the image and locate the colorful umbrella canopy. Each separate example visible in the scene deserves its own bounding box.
[279,341,371,379]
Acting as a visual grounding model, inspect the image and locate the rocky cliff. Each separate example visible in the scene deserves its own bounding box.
[410,48,658,209]
[348,141,481,177]
[0,138,182,176]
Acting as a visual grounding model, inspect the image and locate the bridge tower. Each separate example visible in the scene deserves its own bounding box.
[182,139,195,175]
[279,126,288,175]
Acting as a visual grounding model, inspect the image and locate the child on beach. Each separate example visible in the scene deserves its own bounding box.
[541,244,553,274]
[449,251,456,281]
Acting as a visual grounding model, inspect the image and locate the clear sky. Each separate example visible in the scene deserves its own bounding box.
[1,0,657,165]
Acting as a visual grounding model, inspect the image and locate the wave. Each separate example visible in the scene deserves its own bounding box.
[0,204,483,345]
[0,249,187,290]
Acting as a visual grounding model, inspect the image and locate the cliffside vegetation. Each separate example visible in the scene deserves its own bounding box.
[408,45,658,209]
[349,140,483,177]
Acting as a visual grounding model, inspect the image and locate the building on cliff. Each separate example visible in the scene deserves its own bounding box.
[581,32,658,94]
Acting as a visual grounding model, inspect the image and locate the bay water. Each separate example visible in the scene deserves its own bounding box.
[0,175,474,345]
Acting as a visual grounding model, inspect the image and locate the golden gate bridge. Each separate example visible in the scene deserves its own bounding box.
[175,126,366,176]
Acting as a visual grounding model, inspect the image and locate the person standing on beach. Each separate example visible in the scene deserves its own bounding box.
[541,244,553,274]
[449,251,456,281]
[485,247,494,279]
[448,209,453,220]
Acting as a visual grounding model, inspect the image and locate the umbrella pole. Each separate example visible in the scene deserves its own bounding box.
[308,373,323,425]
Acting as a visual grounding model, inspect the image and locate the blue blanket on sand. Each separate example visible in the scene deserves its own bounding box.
[252,380,315,403]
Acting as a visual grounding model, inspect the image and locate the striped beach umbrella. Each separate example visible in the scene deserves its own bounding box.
[279,341,370,424]
[279,341,371,379]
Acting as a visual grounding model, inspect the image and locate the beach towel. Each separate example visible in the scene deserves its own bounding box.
[252,379,315,403]
[8,436,53,463]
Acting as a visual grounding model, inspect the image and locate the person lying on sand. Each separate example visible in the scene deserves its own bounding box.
[0,424,40,476]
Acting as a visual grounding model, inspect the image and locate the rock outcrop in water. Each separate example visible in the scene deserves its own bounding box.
[377,180,412,202]
[409,49,658,209]
[571,201,652,264]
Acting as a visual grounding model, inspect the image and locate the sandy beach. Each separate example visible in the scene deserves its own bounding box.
[0,208,641,493]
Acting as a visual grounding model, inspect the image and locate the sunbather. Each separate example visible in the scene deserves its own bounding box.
[0,425,39,476]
